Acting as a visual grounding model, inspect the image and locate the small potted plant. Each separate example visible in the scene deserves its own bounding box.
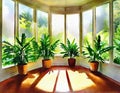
[60,39,79,67]
[37,34,59,68]
[83,35,113,71]
[2,33,34,75]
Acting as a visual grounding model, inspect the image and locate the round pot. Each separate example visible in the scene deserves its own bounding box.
[18,64,27,75]
[42,59,52,68]
[89,61,99,71]
[68,58,76,67]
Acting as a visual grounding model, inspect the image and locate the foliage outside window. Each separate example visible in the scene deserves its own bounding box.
[19,4,33,38]
[2,0,15,67]
[82,10,92,50]
[96,3,109,61]
[52,14,64,53]
[37,10,48,41]
[66,14,79,45]
[113,0,120,64]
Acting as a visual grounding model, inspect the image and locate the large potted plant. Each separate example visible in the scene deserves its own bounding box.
[60,39,79,67]
[83,35,113,71]
[37,34,59,68]
[2,33,34,75]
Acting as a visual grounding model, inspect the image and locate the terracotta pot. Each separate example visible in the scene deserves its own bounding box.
[42,59,52,68]
[68,58,76,67]
[89,61,99,71]
[18,64,27,75]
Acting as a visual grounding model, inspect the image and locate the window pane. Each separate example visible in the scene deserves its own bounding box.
[96,3,109,61]
[2,0,14,67]
[52,14,64,53]
[82,10,92,48]
[113,0,120,64]
[66,14,79,45]
[19,4,33,38]
[37,10,48,40]
[2,0,14,44]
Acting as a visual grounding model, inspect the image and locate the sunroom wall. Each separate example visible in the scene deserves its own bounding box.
[1,0,120,84]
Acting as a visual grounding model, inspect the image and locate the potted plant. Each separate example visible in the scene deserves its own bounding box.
[2,33,34,75]
[37,34,59,68]
[83,35,113,71]
[60,39,79,67]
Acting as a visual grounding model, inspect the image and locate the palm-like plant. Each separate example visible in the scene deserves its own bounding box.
[83,35,113,62]
[60,39,79,67]
[35,34,59,68]
[38,34,59,60]
[2,33,34,65]
[60,39,79,58]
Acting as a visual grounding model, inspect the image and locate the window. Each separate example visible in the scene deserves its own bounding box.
[19,4,33,38]
[2,0,14,67]
[96,3,110,61]
[2,0,14,44]
[52,14,64,53]
[96,4,109,42]
[37,10,48,41]
[113,0,120,64]
[66,14,79,45]
[82,10,92,48]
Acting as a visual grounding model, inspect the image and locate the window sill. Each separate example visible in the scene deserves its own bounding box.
[2,64,16,69]
[111,62,120,67]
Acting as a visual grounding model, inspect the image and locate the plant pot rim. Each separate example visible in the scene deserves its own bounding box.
[89,61,99,63]
[68,58,75,59]
[18,63,27,66]
[43,59,51,60]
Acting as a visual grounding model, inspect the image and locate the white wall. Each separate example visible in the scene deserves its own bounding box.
[0,66,18,82]
[0,58,42,82]
[101,63,120,83]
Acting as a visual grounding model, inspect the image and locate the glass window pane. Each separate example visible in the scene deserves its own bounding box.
[113,0,120,64]
[96,4,109,42]
[52,14,64,53]
[82,10,92,48]
[2,0,14,44]
[66,14,79,45]
[2,0,14,67]
[37,10,48,40]
[19,4,33,38]
[96,3,109,61]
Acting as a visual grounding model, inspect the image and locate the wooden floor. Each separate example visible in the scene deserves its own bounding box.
[0,66,120,93]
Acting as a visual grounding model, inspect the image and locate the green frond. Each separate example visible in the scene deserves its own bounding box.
[38,34,59,59]
[60,39,79,58]
[83,35,113,62]
[16,37,22,47]
[2,33,34,65]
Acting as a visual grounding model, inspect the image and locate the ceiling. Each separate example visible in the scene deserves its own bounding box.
[30,0,94,7]
[18,0,95,8]
[18,0,109,13]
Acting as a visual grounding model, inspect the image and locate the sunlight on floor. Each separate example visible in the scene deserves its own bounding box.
[22,73,39,86]
[28,69,97,92]
[67,70,96,91]
[35,70,58,92]
[55,70,69,92]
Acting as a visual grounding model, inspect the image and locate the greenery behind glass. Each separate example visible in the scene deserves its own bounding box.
[113,0,120,64]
